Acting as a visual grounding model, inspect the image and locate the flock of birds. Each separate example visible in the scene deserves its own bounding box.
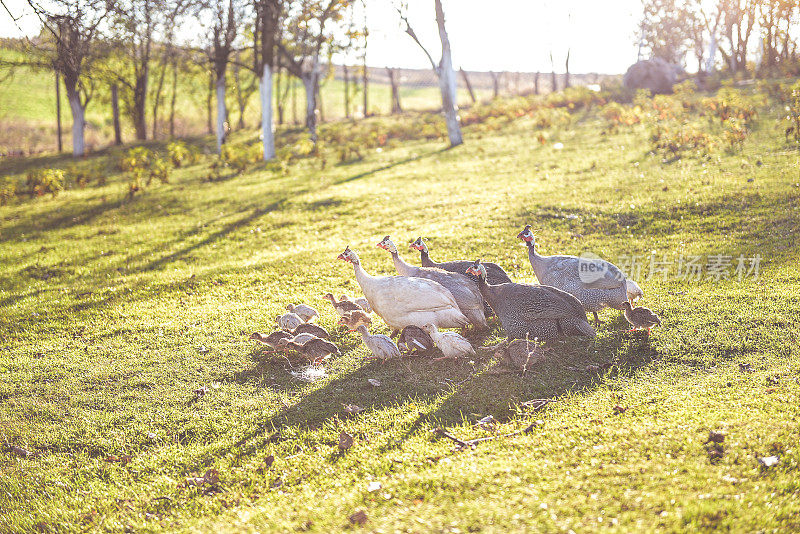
[251,225,662,367]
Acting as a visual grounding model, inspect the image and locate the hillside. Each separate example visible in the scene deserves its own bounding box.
[1,84,799,532]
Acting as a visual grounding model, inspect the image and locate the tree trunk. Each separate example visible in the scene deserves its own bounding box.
[706,32,717,73]
[434,0,462,147]
[111,84,122,146]
[564,50,570,89]
[362,60,368,117]
[206,71,213,134]
[234,51,246,130]
[133,73,148,141]
[55,72,62,153]
[534,71,540,95]
[64,77,86,157]
[387,67,402,113]
[460,68,476,104]
[260,63,275,161]
[216,73,228,152]
[491,72,499,98]
[343,64,350,118]
[169,59,178,138]
[292,76,298,125]
[302,71,319,143]
[151,47,170,139]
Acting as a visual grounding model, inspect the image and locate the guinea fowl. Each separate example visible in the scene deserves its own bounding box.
[276,312,304,331]
[285,338,339,364]
[377,236,487,329]
[323,293,363,317]
[411,237,512,285]
[291,322,330,339]
[398,325,434,355]
[517,225,641,323]
[339,310,401,361]
[622,302,662,333]
[338,310,373,331]
[250,331,292,351]
[465,260,595,342]
[286,303,319,323]
[422,323,475,361]
[337,246,468,334]
[339,294,372,314]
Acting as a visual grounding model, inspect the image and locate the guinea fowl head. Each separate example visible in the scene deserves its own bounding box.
[516,225,535,246]
[337,246,359,265]
[421,323,438,335]
[409,237,428,253]
[622,301,633,311]
[376,236,397,254]
[465,260,487,281]
[249,332,268,342]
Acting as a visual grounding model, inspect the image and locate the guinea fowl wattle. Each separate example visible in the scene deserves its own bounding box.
[465,259,595,342]
[378,236,487,329]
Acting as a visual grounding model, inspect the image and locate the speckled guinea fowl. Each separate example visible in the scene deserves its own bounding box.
[517,225,640,322]
[378,236,487,329]
[465,260,595,342]
[398,325,434,355]
[411,237,512,285]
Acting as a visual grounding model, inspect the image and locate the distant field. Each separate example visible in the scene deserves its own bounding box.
[1,82,799,532]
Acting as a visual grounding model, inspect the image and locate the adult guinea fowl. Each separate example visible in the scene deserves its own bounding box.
[411,237,512,285]
[377,236,487,329]
[516,225,642,322]
[465,260,595,342]
[337,246,468,335]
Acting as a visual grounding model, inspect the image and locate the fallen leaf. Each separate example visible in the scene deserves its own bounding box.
[767,376,780,385]
[104,455,132,464]
[198,346,210,354]
[613,405,627,414]
[758,456,779,467]
[10,446,36,458]
[343,404,364,415]
[203,468,219,485]
[706,430,726,444]
[367,378,381,387]
[194,386,209,397]
[738,363,754,373]
[264,455,275,469]
[338,431,354,450]
[348,510,368,525]
[367,481,381,492]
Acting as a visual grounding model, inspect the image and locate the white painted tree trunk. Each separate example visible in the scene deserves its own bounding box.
[259,64,275,160]
[434,0,462,147]
[706,32,718,73]
[67,91,86,157]
[216,74,227,153]
[302,72,318,143]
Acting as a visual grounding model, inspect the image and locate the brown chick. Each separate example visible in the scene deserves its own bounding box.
[622,301,662,333]
[338,310,372,331]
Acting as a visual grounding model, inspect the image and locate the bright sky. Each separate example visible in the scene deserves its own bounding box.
[0,0,643,74]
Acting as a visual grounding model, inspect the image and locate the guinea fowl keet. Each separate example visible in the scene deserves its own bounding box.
[323,293,363,317]
[337,246,468,334]
[338,310,373,331]
[517,225,641,323]
[622,301,662,333]
[276,312,304,331]
[291,322,330,339]
[422,323,475,361]
[285,338,339,364]
[250,330,292,351]
[339,294,372,313]
[398,325,435,355]
[286,303,319,323]
[465,259,595,342]
[378,236,487,329]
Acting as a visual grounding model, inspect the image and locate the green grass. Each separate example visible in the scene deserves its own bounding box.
[1,88,800,533]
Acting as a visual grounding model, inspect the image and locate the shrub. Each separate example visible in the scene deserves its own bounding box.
[121,147,170,196]
[68,162,107,188]
[166,141,198,167]
[650,125,715,158]
[26,169,64,197]
[782,81,800,142]
[0,181,16,205]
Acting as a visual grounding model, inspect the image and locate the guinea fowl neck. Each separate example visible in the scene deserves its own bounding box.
[419,248,436,267]
[390,250,415,276]
[356,324,370,339]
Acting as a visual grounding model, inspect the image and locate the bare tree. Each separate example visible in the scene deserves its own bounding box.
[205,0,243,152]
[6,0,112,156]
[250,0,282,160]
[398,0,462,147]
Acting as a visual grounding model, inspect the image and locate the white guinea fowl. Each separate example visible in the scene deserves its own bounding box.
[337,247,468,334]
[286,303,318,322]
[356,325,401,360]
[422,323,475,361]
[276,312,304,331]
[377,236,488,329]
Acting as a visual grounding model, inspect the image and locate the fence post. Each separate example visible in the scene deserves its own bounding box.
[459,68,476,104]
[387,67,402,114]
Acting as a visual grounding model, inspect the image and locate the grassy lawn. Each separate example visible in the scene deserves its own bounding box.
[1,87,800,532]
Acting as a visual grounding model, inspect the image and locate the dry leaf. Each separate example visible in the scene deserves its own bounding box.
[338,431,354,450]
[348,510,368,525]
[758,456,779,467]
[613,405,627,414]
[10,446,36,458]
[367,378,381,387]
[194,386,209,397]
[104,455,132,464]
[343,404,364,414]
